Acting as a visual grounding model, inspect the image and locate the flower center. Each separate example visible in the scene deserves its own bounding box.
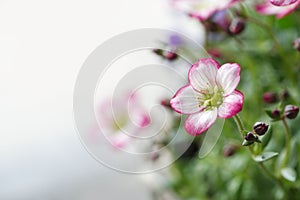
[201,86,224,110]
[113,115,128,131]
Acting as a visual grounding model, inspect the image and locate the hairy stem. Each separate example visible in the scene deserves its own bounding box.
[282,118,291,167]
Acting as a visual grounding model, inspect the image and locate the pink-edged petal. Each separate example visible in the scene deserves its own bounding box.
[216,63,241,96]
[170,85,205,114]
[218,90,244,118]
[188,10,216,21]
[184,108,218,136]
[270,0,297,6]
[256,1,299,18]
[128,105,151,128]
[188,58,220,93]
[126,92,152,128]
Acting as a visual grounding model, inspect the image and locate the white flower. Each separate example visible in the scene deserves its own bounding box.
[170,58,244,135]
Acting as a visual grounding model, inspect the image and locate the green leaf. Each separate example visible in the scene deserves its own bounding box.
[281,167,297,182]
[265,110,275,119]
[254,152,278,162]
[242,140,254,146]
[261,126,272,149]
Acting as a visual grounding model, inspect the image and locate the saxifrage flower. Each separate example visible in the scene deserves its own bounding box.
[170,58,244,135]
[98,92,150,148]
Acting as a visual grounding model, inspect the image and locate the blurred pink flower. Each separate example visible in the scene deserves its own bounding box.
[170,58,244,135]
[256,0,300,18]
[171,0,240,21]
[97,93,150,148]
[270,0,298,6]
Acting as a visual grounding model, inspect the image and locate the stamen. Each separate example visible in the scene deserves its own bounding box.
[198,86,224,110]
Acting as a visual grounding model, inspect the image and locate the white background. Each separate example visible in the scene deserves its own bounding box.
[0,1,204,199]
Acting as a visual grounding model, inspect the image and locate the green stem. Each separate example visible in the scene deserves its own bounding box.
[282,118,291,167]
[246,17,281,49]
[232,114,287,198]
[233,114,244,134]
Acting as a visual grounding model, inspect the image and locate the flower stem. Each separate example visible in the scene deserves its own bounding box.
[232,114,287,197]
[282,118,291,167]
[233,114,244,134]
[246,16,281,49]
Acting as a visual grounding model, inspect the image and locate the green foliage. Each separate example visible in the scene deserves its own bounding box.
[160,3,300,200]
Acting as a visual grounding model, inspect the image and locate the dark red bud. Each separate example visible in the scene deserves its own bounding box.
[253,122,269,136]
[150,145,160,161]
[263,92,279,104]
[223,144,239,157]
[228,18,246,35]
[284,105,299,119]
[280,90,289,100]
[272,109,281,119]
[293,38,300,51]
[244,132,258,142]
[150,152,160,161]
[165,51,178,61]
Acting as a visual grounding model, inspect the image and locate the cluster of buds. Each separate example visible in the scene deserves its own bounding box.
[202,11,246,36]
[267,104,299,120]
[243,122,269,146]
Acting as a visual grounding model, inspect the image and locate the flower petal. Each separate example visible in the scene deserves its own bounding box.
[256,0,299,18]
[218,90,244,118]
[111,133,131,149]
[188,58,220,93]
[216,63,241,96]
[270,0,297,6]
[171,0,240,21]
[184,109,218,135]
[170,85,205,114]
